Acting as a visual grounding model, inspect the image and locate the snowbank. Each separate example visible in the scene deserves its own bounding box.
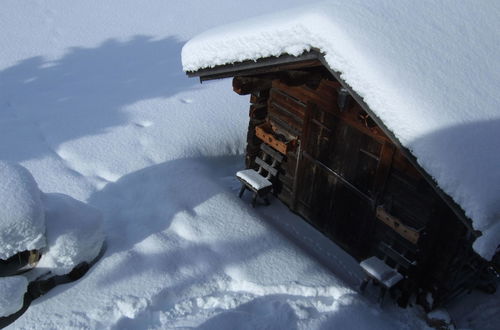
[182,0,500,259]
[36,193,104,276]
[0,276,28,317]
[0,161,45,260]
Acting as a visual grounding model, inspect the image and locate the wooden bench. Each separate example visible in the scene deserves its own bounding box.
[237,143,283,207]
[359,241,416,305]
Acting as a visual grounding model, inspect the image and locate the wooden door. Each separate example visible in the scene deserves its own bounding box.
[294,103,383,258]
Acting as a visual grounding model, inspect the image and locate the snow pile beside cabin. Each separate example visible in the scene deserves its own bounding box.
[0,161,45,260]
[0,161,104,319]
[182,0,500,260]
[36,193,104,276]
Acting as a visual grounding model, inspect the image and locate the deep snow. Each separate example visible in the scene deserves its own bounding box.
[0,276,28,318]
[34,193,104,276]
[0,161,45,260]
[0,0,498,329]
[182,0,500,260]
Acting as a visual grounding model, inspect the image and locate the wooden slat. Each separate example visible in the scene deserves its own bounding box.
[255,157,278,177]
[376,206,421,244]
[379,241,416,269]
[261,143,284,162]
[372,142,395,200]
[268,117,301,138]
[272,80,337,111]
[255,124,293,155]
[269,88,306,118]
[268,103,303,134]
[291,101,316,210]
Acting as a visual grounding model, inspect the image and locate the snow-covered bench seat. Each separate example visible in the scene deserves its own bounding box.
[237,143,283,207]
[359,256,404,304]
[236,169,273,191]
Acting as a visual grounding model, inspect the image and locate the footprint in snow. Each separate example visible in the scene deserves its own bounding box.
[134,121,153,128]
[180,98,194,104]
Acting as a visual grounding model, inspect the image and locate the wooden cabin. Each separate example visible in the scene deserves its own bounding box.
[185,51,498,308]
[182,2,500,308]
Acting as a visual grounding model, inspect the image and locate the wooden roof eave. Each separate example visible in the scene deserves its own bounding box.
[185,51,477,238]
[186,50,323,82]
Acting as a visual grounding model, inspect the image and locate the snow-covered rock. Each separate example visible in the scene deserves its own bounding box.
[0,161,45,260]
[0,276,28,317]
[36,193,104,276]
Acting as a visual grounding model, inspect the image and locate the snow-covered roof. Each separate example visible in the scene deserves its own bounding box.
[182,0,500,260]
[0,161,46,260]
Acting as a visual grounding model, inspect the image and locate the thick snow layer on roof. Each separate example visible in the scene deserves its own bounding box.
[0,276,28,317]
[0,162,45,260]
[36,193,104,276]
[182,0,500,259]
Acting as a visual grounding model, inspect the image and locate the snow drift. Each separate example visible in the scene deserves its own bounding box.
[0,161,45,260]
[36,193,104,276]
[0,276,28,318]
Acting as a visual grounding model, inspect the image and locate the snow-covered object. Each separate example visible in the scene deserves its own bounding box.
[182,0,500,260]
[0,161,45,260]
[360,256,402,288]
[36,193,104,276]
[0,276,28,317]
[236,169,272,190]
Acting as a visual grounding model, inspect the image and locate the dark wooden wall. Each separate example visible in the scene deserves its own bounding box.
[234,68,490,307]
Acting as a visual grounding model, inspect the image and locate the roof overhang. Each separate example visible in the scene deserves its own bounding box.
[186,50,323,82]
[185,51,476,237]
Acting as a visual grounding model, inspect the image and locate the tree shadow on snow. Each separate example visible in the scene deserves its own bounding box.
[0,35,197,162]
[87,155,247,285]
[85,155,314,329]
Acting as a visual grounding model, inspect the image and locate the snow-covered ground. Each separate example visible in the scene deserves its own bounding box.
[0,1,498,329]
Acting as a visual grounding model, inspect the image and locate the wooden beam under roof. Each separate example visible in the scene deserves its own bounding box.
[187,51,323,81]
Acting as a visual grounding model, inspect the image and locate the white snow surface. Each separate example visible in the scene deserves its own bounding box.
[0,276,28,318]
[0,161,45,260]
[34,193,104,276]
[0,0,497,329]
[182,0,500,260]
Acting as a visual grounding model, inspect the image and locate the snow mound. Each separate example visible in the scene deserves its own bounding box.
[0,161,45,260]
[182,0,500,260]
[36,193,104,276]
[0,276,28,317]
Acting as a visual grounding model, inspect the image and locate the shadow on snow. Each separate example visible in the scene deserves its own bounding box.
[0,35,197,162]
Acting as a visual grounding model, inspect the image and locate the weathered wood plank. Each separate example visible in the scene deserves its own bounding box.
[272,80,337,111]
[372,142,396,200]
[268,103,303,133]
[376,206,421,244]
[269,88,306,117]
